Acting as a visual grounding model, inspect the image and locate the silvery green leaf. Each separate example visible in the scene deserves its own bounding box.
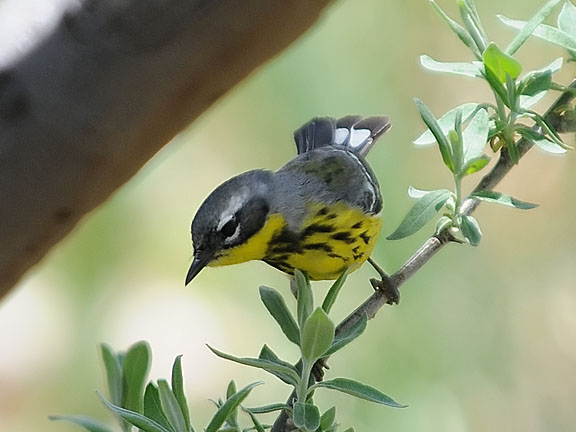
[429,0,482,58]
[387,190,453,240]
[312,378,406,408]
[420,55,482,77]
[414,103,479,146]
[462,108,489,163]
[414,98,455,171]
[259,286,300,346]
[122,341,151,414]
[459,214,482,246]
[470,191,538,209]
[519,91,548,109]
[408,186,451,199]
[293,402,320,432]
[295,270,313,329]
[504,0,562,55]
[558,1,576,38]
[498,16,576,53]
[49,415,113,432]
[533,137,568,154]
[98,393,171,432]
[301,308,335,362]
[207,345,300,386]
[171,356,191,432]
[205,382,263,432]
[143,384,173,432]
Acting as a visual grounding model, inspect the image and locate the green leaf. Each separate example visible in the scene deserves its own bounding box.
[293,402,321,432]
[558,1,576,38]
[483,65,510,107]
[470,191,539,209]
[459,214,482,246]
[414,98,454,171]
[301,308,335,362]
[505,0,562,55]
[205,382,263,432]
[259,286,300,345]
[225,381,238,428]
[342,429,355,432]
[158,380,187,432]
[483,42,522,83]
[387,190,453,240]
[99,392,172,432]
[462,155,491,175]
[408,186,448,199]
[321,269,349,314]
[521,69,552,96]
[324,313,367,357]
[533,137,568,154]
[449,128,463,175]
[414,103,478,145]
[170,356,191,432]
[519,91,548,110]
[258,345,300,386]
[420,55,481,77]
[144,383,174,432]
[100,344,123,407]
[242,408,266,432]
[320,407,336,431]
[516,126,568,154]
[429,0,482,58]
[498,16,576,53]
[207,345,300,387]
[122,341,151,414]
[457,0,488,52]
[435,215,453,234]
[462,107,489,163]
[312,378,406,408]
[243,403,289,414]
[49,415,113,432]
[295,270,313,330]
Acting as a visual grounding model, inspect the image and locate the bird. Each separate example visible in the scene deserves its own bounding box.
[185,115,391,286]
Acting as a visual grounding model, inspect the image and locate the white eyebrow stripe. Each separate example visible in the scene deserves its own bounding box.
[217,192,248,230]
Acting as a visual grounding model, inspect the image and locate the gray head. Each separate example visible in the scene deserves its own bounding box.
[185,169,273,284]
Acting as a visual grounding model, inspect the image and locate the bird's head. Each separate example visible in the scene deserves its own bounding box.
[185,170,273,285]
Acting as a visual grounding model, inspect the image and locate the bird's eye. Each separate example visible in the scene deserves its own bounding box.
[220,218,238,238]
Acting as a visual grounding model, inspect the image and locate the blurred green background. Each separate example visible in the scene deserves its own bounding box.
[2,0,576,431]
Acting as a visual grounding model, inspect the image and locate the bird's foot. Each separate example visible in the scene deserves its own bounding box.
[370,277,400,305]
[368,257,400,305]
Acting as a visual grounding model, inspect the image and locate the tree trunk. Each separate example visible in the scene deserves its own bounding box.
[0,0,335,299]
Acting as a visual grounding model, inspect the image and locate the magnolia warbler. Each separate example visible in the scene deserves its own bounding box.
[185,116,391,285]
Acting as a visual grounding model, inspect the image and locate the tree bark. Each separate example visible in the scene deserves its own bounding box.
[0,0,335,299]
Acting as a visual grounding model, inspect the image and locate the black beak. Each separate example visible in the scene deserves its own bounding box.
[185,254,213,285]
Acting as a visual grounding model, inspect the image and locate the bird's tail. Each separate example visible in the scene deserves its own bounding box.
[293,115,391,158]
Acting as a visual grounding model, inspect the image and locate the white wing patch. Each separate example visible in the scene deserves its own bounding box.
[335,128,349,145]
[335,127,373,149]
[349,128,371,148]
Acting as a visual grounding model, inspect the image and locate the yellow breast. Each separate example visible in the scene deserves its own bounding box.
[210,203,382,280]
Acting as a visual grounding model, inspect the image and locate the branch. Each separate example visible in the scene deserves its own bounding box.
[271,80,576,432]
[0,0,335,299]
